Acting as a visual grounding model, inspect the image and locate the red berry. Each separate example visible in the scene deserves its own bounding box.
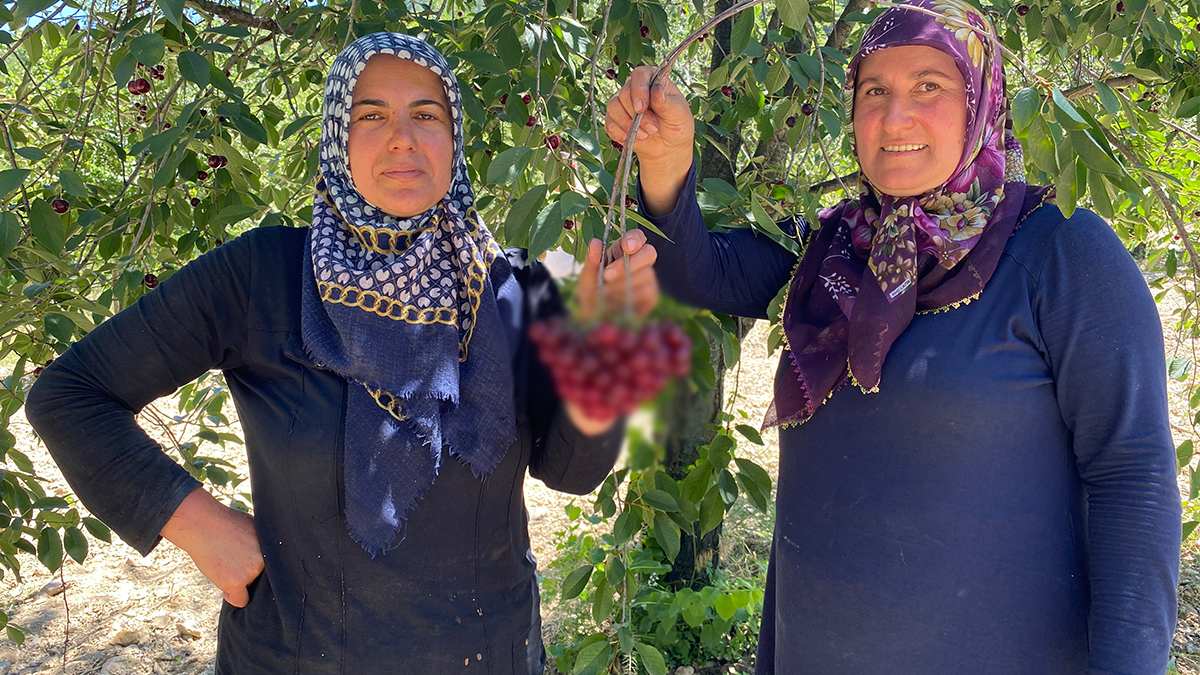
[1016,4,1030,15]
[526,115,537,127]
[613,56,620,66]
[802,103,815,116]
[197,170,209,181]
[33,367,44,376]
[499,94,508,105]
[545,134,561,150]
[1116,0,1124,11]
[521,93,532,104]
[143,273,159,289]
[190,197,201,207]
[207,154,228,169]
[721,85,734,98]
[625,196,637,209]
[605,68,616,80]
[51,198,70,214]
[562,219,575,230]
[588,323,621,349]
[786,116,797,128]
[127,78,150,95]
[640,25,650,38]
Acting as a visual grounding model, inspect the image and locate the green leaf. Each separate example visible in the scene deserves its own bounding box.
[282,114,319,140]
[129,33,165,67]
[1086,170,1114,220]
[1051,88,1088,130]
[502,185,547,247]
[6,625,24,645]
[776,0,809,31]
[64,526,87,563]
[1094,81,1120,115]
[613,507,642,545]
[714,593,738,621]
[641,488,679,512]
[635,642,667,675]
[735,423,764,445]
[528,200,563,260]
[1177,96,1200,119]
[29,200,66,254]
[652,512,681,562]
[1068,130,1122,177]
[749,194,790,240]
[1055,160,1079,219]
[43,313,75,343]
[213,204,262,227]
[37,527,63,572]
[1169,357,1192,381]
[572,640,611,675]
[486,147,532,185]
[1011,87,1040,132]
[82,517,111,543]
[1184,521,1199,541]
[157,0,186,29]
[0,168,31,200]
[605,556,625,586]
[561,563,593,600]
[59,169,87,198]
[730,9,754,54]
[1178,440,1194,469]
[177,51,210,88]
[699,488,725,536]
[1191,467,1200,500]
[231,113,269,146]
[0,212,20,259]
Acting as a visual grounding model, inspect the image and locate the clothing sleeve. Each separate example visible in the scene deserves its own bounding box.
[516,255,624,495]
[636,162,800,319]
[1033,208,1180,674]
[24,234,254,556]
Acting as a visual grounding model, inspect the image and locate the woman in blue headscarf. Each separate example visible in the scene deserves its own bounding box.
[27,33,658,673]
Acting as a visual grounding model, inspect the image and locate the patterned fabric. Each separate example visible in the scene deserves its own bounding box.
[300,32,520,556]
[767,0,1047,429]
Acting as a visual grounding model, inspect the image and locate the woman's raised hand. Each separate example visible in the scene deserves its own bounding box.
[605,66,694,215]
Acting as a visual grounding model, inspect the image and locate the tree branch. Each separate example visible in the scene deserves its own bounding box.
[825,0,871,50]
[185,0,290,34]
[1064,75,1144,101]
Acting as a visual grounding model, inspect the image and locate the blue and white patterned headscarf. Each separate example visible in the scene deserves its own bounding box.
[300,33,520,556]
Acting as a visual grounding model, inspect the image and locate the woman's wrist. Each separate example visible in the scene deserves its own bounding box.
[636,154,692,217]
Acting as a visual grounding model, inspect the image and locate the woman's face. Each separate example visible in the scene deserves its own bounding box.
[347,55,454,218]
[852,45,967,198]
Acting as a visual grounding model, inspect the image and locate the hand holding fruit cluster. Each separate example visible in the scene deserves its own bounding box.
[529,317,691,421]
[528,232,690,423]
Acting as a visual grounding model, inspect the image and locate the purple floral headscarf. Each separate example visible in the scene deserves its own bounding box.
[766,0,1050,429]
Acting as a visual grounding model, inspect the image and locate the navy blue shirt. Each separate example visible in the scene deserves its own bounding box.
[641,166,1180,674]
[25,227,624,674]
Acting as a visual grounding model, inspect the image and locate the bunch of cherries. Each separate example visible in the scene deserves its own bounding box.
[528,316,692,420]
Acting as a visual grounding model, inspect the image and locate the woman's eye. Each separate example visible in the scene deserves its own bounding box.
[919,82,941,92]
[416,112,438,121]
[865,87,885,96]
[358,112,383,121]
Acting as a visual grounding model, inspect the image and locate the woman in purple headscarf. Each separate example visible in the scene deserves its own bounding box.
[606,0,1180,671]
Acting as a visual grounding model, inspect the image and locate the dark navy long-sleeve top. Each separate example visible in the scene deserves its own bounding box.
[641,165,1180,674]
[25,226,624,674]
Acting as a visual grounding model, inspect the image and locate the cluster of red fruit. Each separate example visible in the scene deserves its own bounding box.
[127,78,152,95]
[528,318,692,420]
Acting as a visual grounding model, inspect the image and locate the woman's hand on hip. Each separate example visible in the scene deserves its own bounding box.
[161,488,265,607]
[575,232,660,323]
[605,67,694,215]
